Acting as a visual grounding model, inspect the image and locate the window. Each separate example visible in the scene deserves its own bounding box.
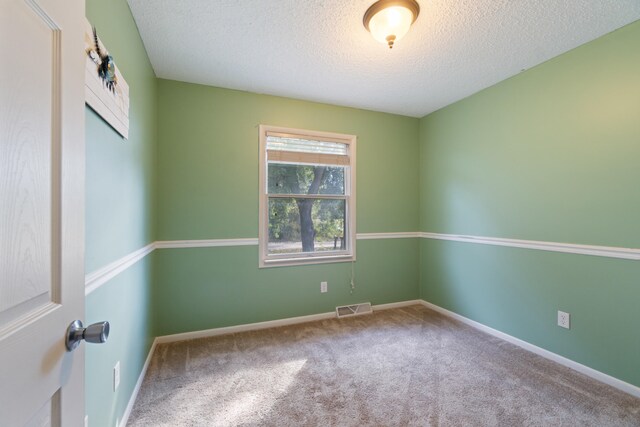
[259,125,356,267]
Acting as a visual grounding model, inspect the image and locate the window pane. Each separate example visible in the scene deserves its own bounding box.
[268,163,345,195]
[268,198,346,255]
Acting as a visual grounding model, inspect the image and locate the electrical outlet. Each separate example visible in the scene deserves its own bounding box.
[114,361,120,391]
[557,310,570,329]
[321,281,328,293]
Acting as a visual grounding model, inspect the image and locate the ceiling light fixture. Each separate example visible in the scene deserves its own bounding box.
[363,0,420,49]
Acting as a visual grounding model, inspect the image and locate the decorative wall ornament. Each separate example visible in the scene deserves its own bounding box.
[84,19,130,139]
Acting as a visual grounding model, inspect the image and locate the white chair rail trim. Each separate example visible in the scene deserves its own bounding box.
[85,243,155,295]
[85,233,639,295]
[420,232,640,261]
[155,238,259,249]
[84,234,419,294]
[356,232,420,239]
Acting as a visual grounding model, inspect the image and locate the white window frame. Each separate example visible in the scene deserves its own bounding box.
[259,125,356,268]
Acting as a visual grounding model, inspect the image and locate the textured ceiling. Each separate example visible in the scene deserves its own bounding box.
[127,0,640,117]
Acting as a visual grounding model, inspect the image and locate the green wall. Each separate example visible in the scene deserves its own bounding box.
[155,241,418,335]
[156,80,419,239]
[84,0,157,426]
[81,7,640,424]
[419,21,640,387]
[154,80,420,336]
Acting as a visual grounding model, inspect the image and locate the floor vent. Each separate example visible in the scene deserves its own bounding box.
[336,302,373,318]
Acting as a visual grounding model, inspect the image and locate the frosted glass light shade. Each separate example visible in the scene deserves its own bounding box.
[363,0,420,49]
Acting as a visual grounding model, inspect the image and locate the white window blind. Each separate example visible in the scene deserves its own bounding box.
[266,133,350,166]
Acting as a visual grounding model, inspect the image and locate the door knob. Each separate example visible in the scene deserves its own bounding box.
[65,320,110,351]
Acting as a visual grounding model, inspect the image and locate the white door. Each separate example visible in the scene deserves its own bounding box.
[0,0,86,425]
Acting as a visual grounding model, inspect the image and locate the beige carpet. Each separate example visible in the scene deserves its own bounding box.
[128,305,640,426]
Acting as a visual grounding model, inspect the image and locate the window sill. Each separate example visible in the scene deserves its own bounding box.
[260,254,355,268]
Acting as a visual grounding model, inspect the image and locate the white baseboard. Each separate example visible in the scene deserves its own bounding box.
[419,299,640,399]
[155,311,336,344]
[155,300,424,344]
[120,338,158,427]
[373,299,422,311]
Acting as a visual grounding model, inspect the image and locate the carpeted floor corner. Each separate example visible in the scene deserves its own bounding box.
[127,305,640,426]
